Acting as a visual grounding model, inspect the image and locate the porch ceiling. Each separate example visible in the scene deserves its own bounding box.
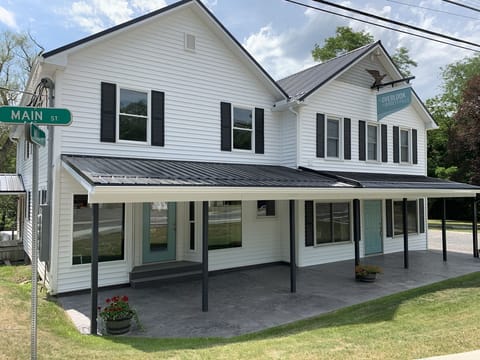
[61,155,479,203]
[0,174,25,194]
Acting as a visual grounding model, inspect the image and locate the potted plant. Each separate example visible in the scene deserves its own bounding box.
[98,295,139,335]
[355,264,383,282]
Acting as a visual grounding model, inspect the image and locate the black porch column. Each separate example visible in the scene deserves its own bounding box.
[289,200,296,293]
[442,198,447,261]
[90,203,99,335]
[353,199,361,267]
[473,197,479,258]
[403,198,409,269]
[202,201,209,312]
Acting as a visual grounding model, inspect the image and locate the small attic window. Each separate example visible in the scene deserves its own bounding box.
[184,33,196,52]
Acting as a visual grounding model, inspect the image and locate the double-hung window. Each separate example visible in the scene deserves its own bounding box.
[326,116,340,158]
[393,200,418,236]
[208,201,242,250]
[315,202,351,245]
[400,129,410,163]
[367,124,378,161]
[119,88,148,142]
[232,106,253,150]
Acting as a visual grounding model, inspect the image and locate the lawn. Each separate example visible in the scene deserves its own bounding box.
[1,265,480,359]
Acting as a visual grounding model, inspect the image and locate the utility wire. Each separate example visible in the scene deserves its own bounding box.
[442,0,480,13]
[285,0,479,52]
[387,0,480,21]
[310,0,480,48]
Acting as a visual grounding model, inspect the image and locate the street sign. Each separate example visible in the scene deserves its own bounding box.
[29,124,46,147]
[0,106,72,125]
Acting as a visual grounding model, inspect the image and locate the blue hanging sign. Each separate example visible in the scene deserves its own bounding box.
[377,87,411,120]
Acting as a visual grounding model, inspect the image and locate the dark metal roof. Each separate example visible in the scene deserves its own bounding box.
[0,174,25,194]
[309,169,480,190]
[62,155,351,188]
[277,42,380,101]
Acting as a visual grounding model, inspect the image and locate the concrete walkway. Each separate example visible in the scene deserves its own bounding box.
[58,249,480,338]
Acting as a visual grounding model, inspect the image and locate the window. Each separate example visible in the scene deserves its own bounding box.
[326,116,340,158]
[233,107,253,150]
[257,200,276,217]
[26,191,31,220]
[72,195,124,265]
[315,202,350,245]
[208,201,242,250]
[367,124,378,161]
[400,129,409,163]
[393,200,418,236]
[189,202,195,251]
[119,88,148,142]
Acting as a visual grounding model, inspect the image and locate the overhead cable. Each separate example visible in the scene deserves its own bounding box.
[442,0,480,13]
[387,0,480,20]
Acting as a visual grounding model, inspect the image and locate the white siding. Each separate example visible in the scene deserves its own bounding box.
[54,8,282,165]
[280,111,297,168]
[337,55,393,89]
[299,80,427,175]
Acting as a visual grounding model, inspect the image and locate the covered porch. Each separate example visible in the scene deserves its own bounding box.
[58,247,480,337]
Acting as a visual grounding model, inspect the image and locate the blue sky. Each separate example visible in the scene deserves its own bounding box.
[1,0,479,100]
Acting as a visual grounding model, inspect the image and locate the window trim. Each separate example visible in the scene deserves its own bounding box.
[367,123,380,162]
[313,200,352,246]
[325,115,342,159]
[231,105,254,152]
[399,128,411,164]
[116,86,151,144]
[392,199,419,237]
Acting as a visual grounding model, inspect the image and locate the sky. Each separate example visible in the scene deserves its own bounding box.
[1,0,480,101]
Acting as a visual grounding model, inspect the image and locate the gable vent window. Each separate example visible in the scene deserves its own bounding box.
[185,33,196,51]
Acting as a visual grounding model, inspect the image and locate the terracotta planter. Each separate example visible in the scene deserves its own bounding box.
[356,273,377,282]
[105,318,132,335]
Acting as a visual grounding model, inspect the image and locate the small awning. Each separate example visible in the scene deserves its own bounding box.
[0,174,25,195]
[61,155,480,203]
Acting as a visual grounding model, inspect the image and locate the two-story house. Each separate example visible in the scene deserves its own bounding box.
[11,0,478,315]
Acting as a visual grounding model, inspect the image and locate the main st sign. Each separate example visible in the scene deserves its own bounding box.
[0,106,72,125]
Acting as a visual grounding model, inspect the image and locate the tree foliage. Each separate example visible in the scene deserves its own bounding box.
[391,46,417,77]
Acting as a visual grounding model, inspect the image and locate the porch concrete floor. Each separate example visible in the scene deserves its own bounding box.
[58,248,480,338]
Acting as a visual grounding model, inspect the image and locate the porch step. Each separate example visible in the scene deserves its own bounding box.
[129,261,202,288]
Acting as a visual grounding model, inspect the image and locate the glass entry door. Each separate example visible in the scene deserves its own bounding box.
[142,202,176,263]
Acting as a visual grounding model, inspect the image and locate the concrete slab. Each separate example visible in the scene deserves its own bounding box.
[57,250,480,338]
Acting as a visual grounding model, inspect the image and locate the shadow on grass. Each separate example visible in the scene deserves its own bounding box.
[94,271,480,353]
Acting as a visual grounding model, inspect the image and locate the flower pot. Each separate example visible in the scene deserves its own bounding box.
[356,273,377,282]
[105,318,132,335]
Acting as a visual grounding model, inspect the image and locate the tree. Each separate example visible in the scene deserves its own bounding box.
[311,26,417,77]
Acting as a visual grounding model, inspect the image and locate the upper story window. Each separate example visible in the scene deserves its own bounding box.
[233,106,253,150]
[119,89,148,142]
[316,113,351,160]
[326,116,340,158]
[367,124,379,161]
[400,129,409,163]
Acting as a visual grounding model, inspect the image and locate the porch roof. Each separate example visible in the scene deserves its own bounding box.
[61,155,479,203]
[0,174,25,194]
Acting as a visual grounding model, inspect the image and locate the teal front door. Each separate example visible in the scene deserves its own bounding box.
[364,200,383,255]
[142,202,176,263]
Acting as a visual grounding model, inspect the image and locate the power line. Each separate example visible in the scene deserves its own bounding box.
[285,0,479,53]
[387,0,480,21]
[442,0,480,13]
[310,0,480,49]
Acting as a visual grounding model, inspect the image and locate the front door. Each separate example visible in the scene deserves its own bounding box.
[363,200,383,255]
[142,202,176,263]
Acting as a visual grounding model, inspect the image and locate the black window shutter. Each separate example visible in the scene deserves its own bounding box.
[386,199,393,237]
[100,82,116,143]
[412,128,418,164]
[220,102,232,151]
[255,108,264,154]
[316,114,325,158]
[151,90,165,146]
[305,201,314,247]
[393,126,400,163]
[344,118,351,160]
[419,198,425,233]
[358,120,366,161]
[381,124,388,163]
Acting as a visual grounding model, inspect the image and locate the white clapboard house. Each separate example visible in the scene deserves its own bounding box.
[9,0,479,320]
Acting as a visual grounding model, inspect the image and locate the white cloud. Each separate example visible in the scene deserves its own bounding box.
[64,0,167,33]
[0,6,17,29]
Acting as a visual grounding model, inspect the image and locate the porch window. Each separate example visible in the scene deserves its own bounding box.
[315,202,350,245]
[257,200,276,217]
[393,200,418,236]
[119,88,148,142]
[208,201,242,250]
[72,195,124,265]
[232,106,253,150]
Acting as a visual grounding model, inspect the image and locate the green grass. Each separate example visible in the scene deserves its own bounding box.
[428,219,479,232]
[1,265,480,359]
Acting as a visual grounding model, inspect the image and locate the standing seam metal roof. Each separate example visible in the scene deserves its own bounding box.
[0,174,25,193]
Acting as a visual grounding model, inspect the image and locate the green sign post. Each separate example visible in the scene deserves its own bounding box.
[0,106,72,125]
[29,124,46,147]
[377,87,412,120]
